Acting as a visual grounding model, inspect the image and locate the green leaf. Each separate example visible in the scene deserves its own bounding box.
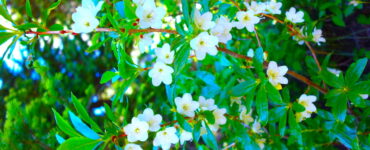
[292,102,305,112]
[203,110,215,124]
[71,93,102,133]
[104,103,115,122]
[345,58,367,86]
[176,113,192,132]
[0,4,14,22]
[265,81,283,104]
[230,77,256,96]
[100,71,117,84]
[253,47,264,73]
[181,0,191,29]
[278,111,287,136]
[123,0,135,19]
[15,23,39,30]
[201,122,218,150]
[192,121,201,142]
[52,108,81,137]
[0,32,14,46]
[26,0,33,19]
[256,85,268,125]
[57,137,101,150]
[86,37,111,53]
[269,106,287,123]
[288,109,302,145]
[329,94,347,122]
[174,44,190,75]
[320,69,344,88]
[49,24,64,31]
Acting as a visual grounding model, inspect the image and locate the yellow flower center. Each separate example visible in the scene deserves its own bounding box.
[158,68,163,73]
[267,70,279,80]
[182,104,190,111]
[135,128,140,133]
[165,54,170,59]
[84,21,90,27]
[199,40,205,46]
[243,15,250,21]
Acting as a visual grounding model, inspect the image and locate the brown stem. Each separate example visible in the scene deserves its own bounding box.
[230,0,242,11]
[260,13,322,71]
[217,46,328,94]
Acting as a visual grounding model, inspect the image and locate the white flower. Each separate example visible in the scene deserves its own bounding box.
[190,32,219,60]
[175,93,199,117]
[155,43,174,64]
[244,1,266,14]
[135,2,166,28]
[138,33,154,53]
[213,108,227,125]
[256,138,266,149]
[211,16,233,43]
[312,28,325,45]
[194,9,215,30]
[266,1,282,14]
[71,7,99,33]
[81,0,104,16]
[133,0,154,6]
[360,94,368,99]
[180,130,193,145]
[123,117,149,142]
[239,106,254,125]
[198,96,217,111]
[234,11,261,32]
[296,94,317,122]
[153,127,179,150]
[349,0,360,6]
[266,61,288,90]
[251,120,264,134]
[285,7,304,23]
[327,68,341,77]
[292,27,306,45]
[148,61,174,86]
[137,108,162,132]
[124,144,143,150]
[246,48,267,60]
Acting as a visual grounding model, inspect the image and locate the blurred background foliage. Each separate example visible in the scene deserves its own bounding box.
[0,0,369,149]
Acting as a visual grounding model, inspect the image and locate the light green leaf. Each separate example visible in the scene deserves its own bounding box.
[26,0,33,18]
[176,113,192,132]
[57,137,101,150]
[52,108,81,137]
[230,77,256,96]
[100,71,117,84]
[71,93,102,133]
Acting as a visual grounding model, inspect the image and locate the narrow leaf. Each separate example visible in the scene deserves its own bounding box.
[52,108,81,137]
[68,111,100,140]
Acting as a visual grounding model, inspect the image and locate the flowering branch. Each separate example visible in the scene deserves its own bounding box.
[24,28,178,35]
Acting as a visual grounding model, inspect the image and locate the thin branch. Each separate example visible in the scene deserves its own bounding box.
[230,0,242,11]
[254,28,262,47]
[24,27,327,93]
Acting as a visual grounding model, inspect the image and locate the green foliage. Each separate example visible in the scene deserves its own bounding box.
[0,0,369,149]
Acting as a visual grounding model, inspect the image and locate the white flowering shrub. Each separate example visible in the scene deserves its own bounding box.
[0,0,369,149]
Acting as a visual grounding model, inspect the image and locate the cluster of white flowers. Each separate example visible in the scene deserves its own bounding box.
[134,0,166,29]
[71,0,104,33]
[266,61,288,90]
[123,108,162,150]
[295,94,317,122]
[148,43,175,86]
[237,105,266,149]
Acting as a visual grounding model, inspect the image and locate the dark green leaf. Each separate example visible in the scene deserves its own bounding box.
[256,85,268,125]
[26,0,33,18]
[174,44,190,75]
[49,24,64,31]
[279,111,287,136]
[201,122,218,150]
[320,69,344,88]
[176,113,192,132]
[192,121,201,142]
[265,81,283,104]
[345,58,367,86]
[230,77,256,96]
[203,111,215,124]
[292,102,305,112]
[269,106,287,123]
[15,23,39,30]
[86,37,111,53]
